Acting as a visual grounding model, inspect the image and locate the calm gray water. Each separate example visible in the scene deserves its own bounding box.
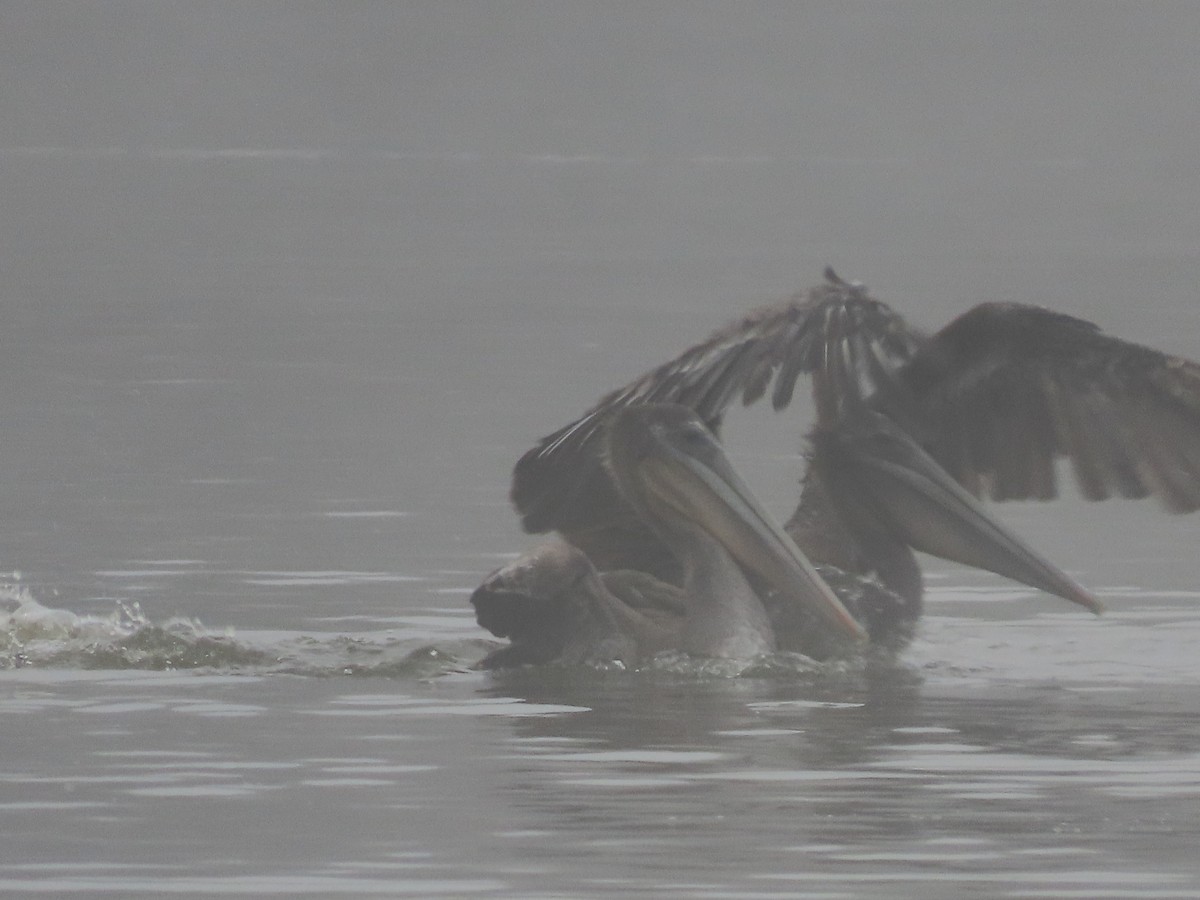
[3,3,1200,896]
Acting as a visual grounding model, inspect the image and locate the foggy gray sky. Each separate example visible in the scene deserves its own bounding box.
[4,2,1199,163]
[3,2,1199,348]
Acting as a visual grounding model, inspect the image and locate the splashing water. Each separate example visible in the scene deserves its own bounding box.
[0,581,892,685]
[0,584,477,678]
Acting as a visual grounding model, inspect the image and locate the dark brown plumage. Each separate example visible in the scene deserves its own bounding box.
[876,301,1200,511]
[514,268,1200,544]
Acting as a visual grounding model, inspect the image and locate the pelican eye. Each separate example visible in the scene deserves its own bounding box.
[676,423,711,451]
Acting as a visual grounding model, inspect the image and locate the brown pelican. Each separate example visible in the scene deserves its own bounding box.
[475,403,866,668]
[474,269,1200,666]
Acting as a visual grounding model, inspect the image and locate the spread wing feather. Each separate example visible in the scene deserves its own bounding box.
[511,270,920,540]
[878,303,1200,512]
[512,274,1200,555]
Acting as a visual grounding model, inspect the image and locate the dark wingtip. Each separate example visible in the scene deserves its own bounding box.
[823,265,844,286]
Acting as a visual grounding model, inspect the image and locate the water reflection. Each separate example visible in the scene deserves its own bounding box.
[471,668,1200,897]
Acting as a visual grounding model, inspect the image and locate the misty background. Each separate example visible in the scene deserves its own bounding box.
[1,2,1199,626]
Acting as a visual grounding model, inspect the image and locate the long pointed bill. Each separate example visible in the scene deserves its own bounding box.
[821,411,1103,614]
[642,450,869,645]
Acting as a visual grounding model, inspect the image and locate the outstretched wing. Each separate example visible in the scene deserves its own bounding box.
[513,272,1200,559]
[511,269,922,542]
[878,303,1200,512]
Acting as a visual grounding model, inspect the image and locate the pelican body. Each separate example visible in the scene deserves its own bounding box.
[474,404,863,668]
